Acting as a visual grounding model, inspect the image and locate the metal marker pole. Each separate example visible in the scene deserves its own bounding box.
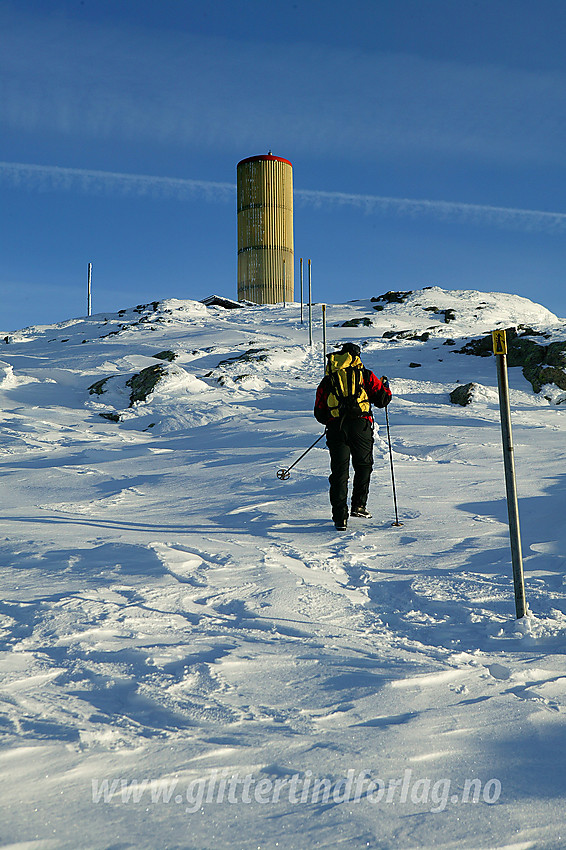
[308,259,313,347]
[321,303,327,363]
[300,258,304,324]
[492,329,527,619]
[87,262,92,317]
[283,259,286,308]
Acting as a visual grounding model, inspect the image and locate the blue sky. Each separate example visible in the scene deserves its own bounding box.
[2,0,566,331]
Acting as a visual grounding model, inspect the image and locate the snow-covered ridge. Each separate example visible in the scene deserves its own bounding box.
[351,285,560,337]
[4,286,563,429]
[2,286,560,346]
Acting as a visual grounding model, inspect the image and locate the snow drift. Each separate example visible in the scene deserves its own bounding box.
[1,287,566,849]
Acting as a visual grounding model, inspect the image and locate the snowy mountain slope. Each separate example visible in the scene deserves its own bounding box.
[1,287,566,849]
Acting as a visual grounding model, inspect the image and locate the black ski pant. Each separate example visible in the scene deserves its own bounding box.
[325,417,374,521]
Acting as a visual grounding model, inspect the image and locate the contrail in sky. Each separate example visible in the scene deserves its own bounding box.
[295,188,566,232]
[0,161,235,202]
[2,160,566,234]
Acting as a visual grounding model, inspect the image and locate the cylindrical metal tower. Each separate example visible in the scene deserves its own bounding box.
[237,153,294,304]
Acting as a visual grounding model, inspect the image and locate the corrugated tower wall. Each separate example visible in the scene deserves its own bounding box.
[237,157,294,304]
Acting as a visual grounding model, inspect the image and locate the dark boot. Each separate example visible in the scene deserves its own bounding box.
[351,506,372,518]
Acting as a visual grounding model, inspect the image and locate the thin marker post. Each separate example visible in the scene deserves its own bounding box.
[87,262,92,317]
[321,304,327,363]
[492,329,527,619]
[308,259,313,347]
[300,258,304,324]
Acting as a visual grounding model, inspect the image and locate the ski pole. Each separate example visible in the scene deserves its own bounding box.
[277,432,326,480]
[382,377,403,527]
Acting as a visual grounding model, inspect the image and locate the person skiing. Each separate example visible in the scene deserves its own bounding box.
[314,342,392,530]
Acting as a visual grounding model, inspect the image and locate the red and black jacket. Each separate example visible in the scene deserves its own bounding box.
[314,369,391,427]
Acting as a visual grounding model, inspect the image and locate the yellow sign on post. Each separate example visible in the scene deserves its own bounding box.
[492,329,507,355]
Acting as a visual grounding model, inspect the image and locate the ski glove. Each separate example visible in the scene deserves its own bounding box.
[377,375,391,407]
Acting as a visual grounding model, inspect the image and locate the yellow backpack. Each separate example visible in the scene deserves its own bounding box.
[325,352,370,419]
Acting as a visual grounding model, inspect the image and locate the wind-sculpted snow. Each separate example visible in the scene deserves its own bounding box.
[1,287,566,848]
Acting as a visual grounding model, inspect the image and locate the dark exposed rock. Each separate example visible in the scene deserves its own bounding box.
[457,335,493,358]
[126,363,167,406]
[516,325,549,337]
[99,412,121,422]
[217,348,268,367]
[524,363,566,393]
[507,337,546,369]
[423,306,456,323]
[88,377,111,395]
[450,383,476,406]
[382,329,430,342]
[373,290,412,304]
[456,327,566,393]
[134,301,160,314]
[458,326,552,358]
[89,361,170,409]
[153,350,177,362]
[409,362,422,368]
[339,317,373,327]
[382,329,410,339]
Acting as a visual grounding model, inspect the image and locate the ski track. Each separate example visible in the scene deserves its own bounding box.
[0,291,566,848]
